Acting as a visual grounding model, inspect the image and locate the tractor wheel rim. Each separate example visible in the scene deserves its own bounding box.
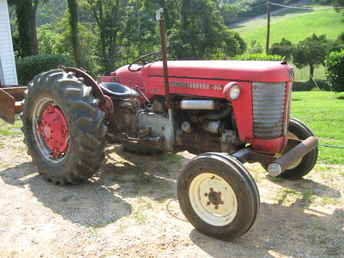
[32,97,69,162]
[189,173,238,226]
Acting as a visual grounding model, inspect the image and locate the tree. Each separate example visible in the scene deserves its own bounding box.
[331,32,344,52]
[333,0,344,14]
[270,38,294,61]
[170,0,245,59]
[293,34,330,81]
[214,0,239,25]
[84,0,129,73]
[325,49,344,92]
[121,1,161,64]
[67,0,82,66]
[10,0,39,56]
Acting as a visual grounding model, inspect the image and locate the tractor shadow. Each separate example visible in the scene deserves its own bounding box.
[189,203,344,257]
[99,144,187,202]
[0,162,131,228]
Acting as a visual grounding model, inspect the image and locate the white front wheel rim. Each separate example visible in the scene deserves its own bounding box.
[189,173,238,227]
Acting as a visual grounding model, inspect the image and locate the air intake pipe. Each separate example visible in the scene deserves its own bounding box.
[180,100,217,110]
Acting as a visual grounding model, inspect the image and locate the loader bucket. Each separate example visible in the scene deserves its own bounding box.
[0,87,26,124]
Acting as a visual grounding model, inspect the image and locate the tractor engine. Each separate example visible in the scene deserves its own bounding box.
[101,80,241,155]
[172,98,241,154]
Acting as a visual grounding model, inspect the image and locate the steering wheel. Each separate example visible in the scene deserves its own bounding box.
[128,51,161,72]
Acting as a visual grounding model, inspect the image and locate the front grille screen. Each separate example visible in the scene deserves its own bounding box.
[252,82,287,139]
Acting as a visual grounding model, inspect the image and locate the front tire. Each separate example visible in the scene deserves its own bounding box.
[279,118,318,179]
[22,69,107,185]
[177,153,259,240]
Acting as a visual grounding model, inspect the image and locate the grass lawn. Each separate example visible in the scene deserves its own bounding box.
[0,91,342,164]
[233,6,344,47]
[291,91,344,164]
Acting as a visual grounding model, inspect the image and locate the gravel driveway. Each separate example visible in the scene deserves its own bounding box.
[0,135,343,258]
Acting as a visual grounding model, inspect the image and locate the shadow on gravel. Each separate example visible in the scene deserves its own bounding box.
[267,176,341,199]
[100,145,186,201]
[0,162,132,228]
[189,203,344,257]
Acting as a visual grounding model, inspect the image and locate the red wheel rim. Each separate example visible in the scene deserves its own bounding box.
[37,104,69,158]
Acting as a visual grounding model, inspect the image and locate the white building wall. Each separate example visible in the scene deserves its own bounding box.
[0,0,18,86]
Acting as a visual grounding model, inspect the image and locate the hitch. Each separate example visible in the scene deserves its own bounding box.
[0,87,26,124]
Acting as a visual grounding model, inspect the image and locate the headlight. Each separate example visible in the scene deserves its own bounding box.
[229,84,241,100]
[223,82,241,101]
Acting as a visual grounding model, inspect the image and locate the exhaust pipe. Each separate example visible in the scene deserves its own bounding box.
[267,136,318,177]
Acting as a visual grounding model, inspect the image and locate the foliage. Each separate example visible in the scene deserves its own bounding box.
[270,38,294,61]
[170,0,245,60]
[83,0,131,73]
[247,40,263,54]
[215,1,240,25]
[16,55,74,84]
[293,34,330,80]
[332,0,344,13]
[81,0,169,73]
[232,53,282,61]
[331,32,344,52]
[119,1,162,65]
[37,16,99,72]
[36,0,66,26]
[325,49,344,92]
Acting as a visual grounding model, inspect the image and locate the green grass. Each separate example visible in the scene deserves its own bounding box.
[291,91,344,164]
[0,118,22,136]
[233,6,344,47]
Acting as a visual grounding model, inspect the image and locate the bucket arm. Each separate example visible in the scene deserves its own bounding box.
[0,87,26,124]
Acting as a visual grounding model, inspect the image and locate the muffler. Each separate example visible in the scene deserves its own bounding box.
[267,136,318,176]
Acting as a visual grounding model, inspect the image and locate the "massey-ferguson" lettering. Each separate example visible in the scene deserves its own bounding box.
[170,81,224,91]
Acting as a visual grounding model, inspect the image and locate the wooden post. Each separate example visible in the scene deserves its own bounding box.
[266,0,271,54]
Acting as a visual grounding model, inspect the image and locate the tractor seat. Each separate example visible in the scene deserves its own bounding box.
[100,82,139,98]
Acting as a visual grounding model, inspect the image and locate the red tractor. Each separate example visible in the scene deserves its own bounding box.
[0,11,318,240]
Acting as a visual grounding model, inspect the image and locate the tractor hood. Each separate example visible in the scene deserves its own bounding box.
[145,60,293,83]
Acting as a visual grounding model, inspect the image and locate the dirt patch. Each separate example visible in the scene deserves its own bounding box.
[0,135,343,257]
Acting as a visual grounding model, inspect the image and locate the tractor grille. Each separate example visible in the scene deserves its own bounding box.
[252,82,288,139]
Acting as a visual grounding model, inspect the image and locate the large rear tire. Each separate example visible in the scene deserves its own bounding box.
[21,69,107,185]
[279,118,318,179]
[177,153,259,240]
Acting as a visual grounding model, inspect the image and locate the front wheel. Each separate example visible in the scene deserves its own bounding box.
[279,118,318,179]
[177,153,259,240]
